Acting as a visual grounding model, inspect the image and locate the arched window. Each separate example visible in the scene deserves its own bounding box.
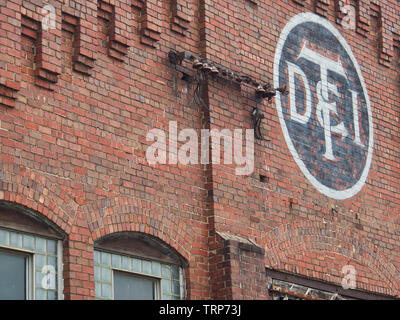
[0,202,64,300]
[94,232,187,300]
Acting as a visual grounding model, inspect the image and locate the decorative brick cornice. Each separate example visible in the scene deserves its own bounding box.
[292,0,307,6]
[37,3,62,90]
[62,0,99,75]
[0,0,22,107]
[171,0,192,36]
[370,3,393,68]
[356,0,370,37]
[132,0,161,47]
[62,13,94,75]
[314,0,330,17]
[98,0,131,61]
[21,14,61,91]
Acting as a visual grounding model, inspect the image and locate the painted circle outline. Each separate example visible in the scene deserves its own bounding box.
[273,12,374,200]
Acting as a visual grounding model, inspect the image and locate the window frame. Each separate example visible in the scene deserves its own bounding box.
[94,248,184,300]
[0,246,33,300]
[0,227,63,300]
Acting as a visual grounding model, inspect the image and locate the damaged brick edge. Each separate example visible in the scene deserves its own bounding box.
[217,231,265,256]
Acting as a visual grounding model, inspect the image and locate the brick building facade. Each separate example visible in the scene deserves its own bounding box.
[0,0,399,300]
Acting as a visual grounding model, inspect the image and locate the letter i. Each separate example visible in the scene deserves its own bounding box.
[350,90,365,147]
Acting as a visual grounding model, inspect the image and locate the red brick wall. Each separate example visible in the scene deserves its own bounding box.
[0,0,399,299]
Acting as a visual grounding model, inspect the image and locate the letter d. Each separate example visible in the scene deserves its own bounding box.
[287,62,312,125]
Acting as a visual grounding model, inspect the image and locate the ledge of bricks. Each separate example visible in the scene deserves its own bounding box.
[98,0,131,62]
[62,0,98,76]
[314,0,330,17]
[356,0,370,37]
[292,0,307,6]
[0,0,22,107]
[21,15,61,91]
[217,231,265,255]
[171,0,192,35]
[132,0,161,47]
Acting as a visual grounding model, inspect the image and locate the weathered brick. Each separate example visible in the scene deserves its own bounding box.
[0,0,399,301]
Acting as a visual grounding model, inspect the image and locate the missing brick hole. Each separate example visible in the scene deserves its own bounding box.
[260,175,269,183]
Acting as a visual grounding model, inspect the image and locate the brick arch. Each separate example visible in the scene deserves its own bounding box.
[82,196,192,262]
[263,220,400,297]
[0,164,78,234]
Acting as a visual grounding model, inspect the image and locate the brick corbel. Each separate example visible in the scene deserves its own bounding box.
[62,0,98,75]
[21,14,61,91]
[314,0,330,17]
[35,3,62,90]
[356,0,370,37]
[370,3,393,68]
[132,0,162,47]
[98,0,131,61]
[0,0,22,107]
[171,0,192,36]
[292,0,307,6]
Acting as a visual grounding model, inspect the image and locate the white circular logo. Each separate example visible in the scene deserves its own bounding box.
[274,13,373,200]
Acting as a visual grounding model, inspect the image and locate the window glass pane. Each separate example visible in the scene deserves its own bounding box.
[22,235,35,250]
[111,254,121,268]
[113,271,155,300]
[152,262,161,276]
[95,282,101,297]
[102,283,112,299]
[101,267,111,282]
[36,238,46,253]
[94,251,100,265]
[132,258,141,272]
[161,264,171,278]
[0,229,9,246]
[172,280,180,295]
[47,290,57,300]
[101,252,111,265]
[10,233,21,248]
[0,251,26,300]
[47,256,57,268]
[121,256,131,270]
[171,266,179,280]
[46,240,57,255]
[35,254,46,269]
[35,288,46,300]
[94,266,101,281]
[142,260,151,274]
[35,271,44,287]
[161,278,171,294]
